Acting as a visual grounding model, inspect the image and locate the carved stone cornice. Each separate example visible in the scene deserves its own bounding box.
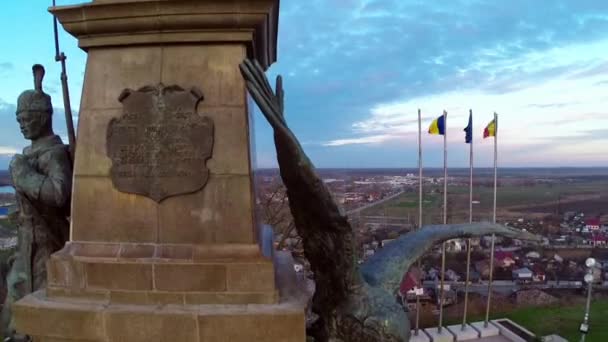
[50,0,279,69]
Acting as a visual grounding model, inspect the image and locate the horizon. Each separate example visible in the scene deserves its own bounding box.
[1,1,608,168]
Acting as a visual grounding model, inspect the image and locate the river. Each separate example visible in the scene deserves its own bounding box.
[0,186,14,194]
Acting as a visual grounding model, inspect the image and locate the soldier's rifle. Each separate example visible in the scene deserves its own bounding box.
[51,0,76,162]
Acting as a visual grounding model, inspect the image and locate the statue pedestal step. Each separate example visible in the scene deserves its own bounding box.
[46,242,279,305]
[447,324,480,341]
[15,252,310,342]
[470,321,500,337]
[424,327,454,342]
[410,330,431,342]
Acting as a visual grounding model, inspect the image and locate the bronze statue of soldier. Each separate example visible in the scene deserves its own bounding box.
[1,65,72,341]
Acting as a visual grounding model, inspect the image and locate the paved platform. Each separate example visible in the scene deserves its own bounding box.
[424,327,455,342]
[447,324,480,341]
[410,329,431,342]
[470,321,500,338]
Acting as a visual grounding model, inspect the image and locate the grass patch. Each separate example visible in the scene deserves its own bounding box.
[449,298,608,341]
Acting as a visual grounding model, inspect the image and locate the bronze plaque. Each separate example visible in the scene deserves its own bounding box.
[107,83,214,202]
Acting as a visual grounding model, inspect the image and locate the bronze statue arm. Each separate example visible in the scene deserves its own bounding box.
[10,147,71,207]
[360,223,541,293]
[38,147,72,207]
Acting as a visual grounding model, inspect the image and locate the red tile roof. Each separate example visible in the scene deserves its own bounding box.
[400,267,422,295]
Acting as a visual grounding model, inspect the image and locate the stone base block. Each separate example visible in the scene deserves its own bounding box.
[446,324,479,341]
[470,321,500,337]
[46,242,278,304]
[16,252,309,342]
[410,329,431,342]
[424,327,454,342]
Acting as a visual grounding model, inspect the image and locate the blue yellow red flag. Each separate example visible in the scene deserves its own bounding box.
[428,114,446,135]
[483,119,496,138]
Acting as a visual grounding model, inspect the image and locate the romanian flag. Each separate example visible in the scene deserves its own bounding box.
[464,112,472,143]
[483,119,496,138]
[428,113,446,135]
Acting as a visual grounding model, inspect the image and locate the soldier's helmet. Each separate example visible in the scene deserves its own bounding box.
[16,64,53,115]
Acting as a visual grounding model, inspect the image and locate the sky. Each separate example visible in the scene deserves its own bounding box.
[1,0,608,169]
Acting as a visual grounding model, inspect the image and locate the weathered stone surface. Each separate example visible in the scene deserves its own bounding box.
[158,175,255,244]
[13,293,106,341]
[107,83,214,202]
[184,291,277,305]
[201,106,251,176]
[80,47,162,110]
[105,309,199,342]
[71,176,158,243]
[226,262,276,292]
[154,264,226,292]
[198,312,305,342]
[85,262,153,291]
[73,109,121,176]
[16,253,308,341]
[161,45,247,108]
[50,1,279,69]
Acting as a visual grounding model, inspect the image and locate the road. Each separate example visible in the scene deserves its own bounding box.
[347,190,405,215]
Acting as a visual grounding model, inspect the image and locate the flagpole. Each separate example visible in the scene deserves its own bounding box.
[462,109,473,330]
[438,110,447,333]
[485,112,498,327]
[415,108,422,336]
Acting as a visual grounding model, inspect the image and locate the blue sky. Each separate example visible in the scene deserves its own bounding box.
[1,0,608,168]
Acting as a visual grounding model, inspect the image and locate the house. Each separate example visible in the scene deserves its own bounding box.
[586,218,601,231]
[531,266,546,283]
[427,267,439,281]
[592,233,607,247]
[446,239,463,252]
[445,269,460,282]
[399,267,424,301]
[495,251,516,269]
[512,267,533,283]
[526,251,541,259]
[475,260,490,279]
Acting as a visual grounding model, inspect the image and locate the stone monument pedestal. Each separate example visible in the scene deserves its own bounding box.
[15,251,307,342]
[14,0,309,341]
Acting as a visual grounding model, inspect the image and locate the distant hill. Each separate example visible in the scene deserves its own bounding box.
[0,170,10,186]
[257,167,608,179]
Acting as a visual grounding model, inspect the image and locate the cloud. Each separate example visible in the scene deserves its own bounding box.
[244,0,608,166]
[0,147,18,155]
[323,134,396,147]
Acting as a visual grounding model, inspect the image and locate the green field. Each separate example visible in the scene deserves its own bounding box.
[360,180,608,223]
[452,298,608,341]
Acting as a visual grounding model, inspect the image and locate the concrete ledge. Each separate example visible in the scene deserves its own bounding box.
[447,324,479,341]
[424,327,454,342]
[470,321,500,337]
[492,318,536,342]
[410,329,431,342]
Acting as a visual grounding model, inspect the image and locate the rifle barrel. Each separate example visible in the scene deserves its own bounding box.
[51,0,77,161]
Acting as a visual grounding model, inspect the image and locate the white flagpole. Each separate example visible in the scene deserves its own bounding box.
[438,110,447,332]
[485,112,498,327]
[463,109,473,330]
[415,108,422,335]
